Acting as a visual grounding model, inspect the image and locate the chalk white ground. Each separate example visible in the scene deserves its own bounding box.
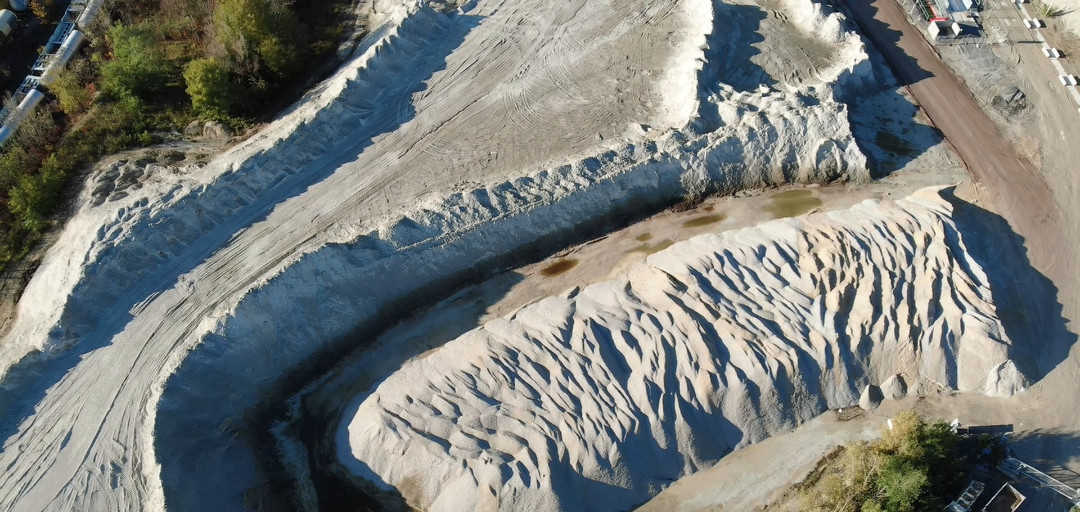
[639,1,1080,508]
[0,0,889,510]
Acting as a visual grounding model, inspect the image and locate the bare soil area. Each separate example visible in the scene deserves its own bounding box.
[638,1,1080,508]
[910,0,1080,474]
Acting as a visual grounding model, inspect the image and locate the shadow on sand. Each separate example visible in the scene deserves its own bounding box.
[160,4,1075,510]
[291,270,527,512]
[834,0,934,87]
[0,10,485,511]
[943,188,1076,383]
[693,2,771,133]
[847,86,945,178]
[146,13,488,512]
[1008,429,1080,482]
[831,0,945,177]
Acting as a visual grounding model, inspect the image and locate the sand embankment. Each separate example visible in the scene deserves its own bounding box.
[0,0,910,509]
[150,0,881,509]
[342,187,1026,511]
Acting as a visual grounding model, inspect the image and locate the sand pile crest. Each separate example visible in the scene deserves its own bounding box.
[343,188,1025,511]
[0,0,890,509]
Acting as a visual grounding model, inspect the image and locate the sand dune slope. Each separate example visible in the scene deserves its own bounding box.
[0,0,886,509]
[344,187,1025,512]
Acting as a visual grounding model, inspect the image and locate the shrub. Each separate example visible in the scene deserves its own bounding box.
[52,61,96,116]
[798,410,967,512]
[53,74,93,115]
[100,22,177,100]
[1036,2,1066,17]
[29,0,54,22]
[8,155,65,231]
[184,57,234,114]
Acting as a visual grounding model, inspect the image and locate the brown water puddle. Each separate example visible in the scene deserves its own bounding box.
[540,259,579,277]
[627,239,674,255]
[681,213,727,228]
[636,232,653,242]
[765,190,823,218]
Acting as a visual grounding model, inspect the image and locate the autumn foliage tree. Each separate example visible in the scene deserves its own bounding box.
[799,411,968,512]
[212,0,306,80]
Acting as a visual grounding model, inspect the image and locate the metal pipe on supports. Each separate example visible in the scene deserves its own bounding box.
[39,30,85,85]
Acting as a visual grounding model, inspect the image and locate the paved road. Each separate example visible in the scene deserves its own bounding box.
[983,0,1080,107]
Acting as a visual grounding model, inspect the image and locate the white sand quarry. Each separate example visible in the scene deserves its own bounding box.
[0,0,1013,510]
[342,188,1026,512]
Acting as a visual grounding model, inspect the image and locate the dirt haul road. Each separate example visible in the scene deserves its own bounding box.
[843,0,1080,457]
[844,0,1061,270]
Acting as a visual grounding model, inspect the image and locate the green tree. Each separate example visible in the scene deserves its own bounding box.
[52,71,94,115]
[184,57,233,114]
[8,155,65,231]
[100,22,175,100]
[798,410,967,512]
[861,501,885,512]
[213,0,305,79]
[877,462,928,512]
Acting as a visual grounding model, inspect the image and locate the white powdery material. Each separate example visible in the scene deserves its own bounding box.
[0,0,877,509]
[0,0,425,378]
[344,188,1024,512]
[0,0,869,380]
[782,0,846,42]
[152,2,869,508]
[773,0,880,99]
[152,85,867,508]
[652,0,714,128]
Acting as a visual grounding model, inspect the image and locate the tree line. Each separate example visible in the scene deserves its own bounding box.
[0,0,351,268]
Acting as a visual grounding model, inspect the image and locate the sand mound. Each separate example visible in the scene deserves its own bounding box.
[881,374,907,400]
[860,384,883,410]
[150,1,873,506]
[0,0,888,509]
[343,188,1026,511]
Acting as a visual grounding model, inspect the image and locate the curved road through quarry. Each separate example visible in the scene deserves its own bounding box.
[0,1,706,509]
[0,0,1076,510]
